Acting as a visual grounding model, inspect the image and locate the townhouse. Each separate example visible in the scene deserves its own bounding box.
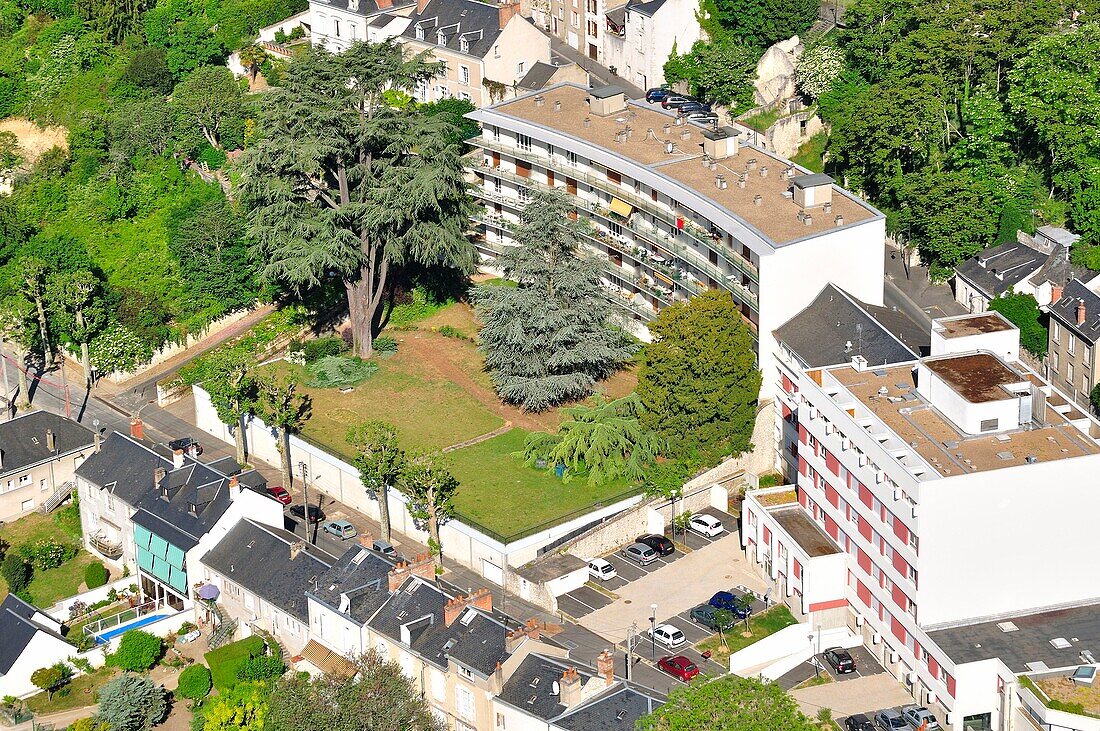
[743,311,1100,731]
[467,83,886,397]
[602,0,700,90]
[0,411,94,521]
[1046,279,1100,411]
[309,0,417,52]
[74,426,282,609]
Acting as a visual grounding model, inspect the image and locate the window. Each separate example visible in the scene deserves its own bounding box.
[566,150,578,167]
[1053,320,1061,343]
[1085,373,1091,394]
[431,669,446,701]
[979,418,999,432]
[334,18,340,37]
[1069,334,1076,355]
[587,19,597,35]
[1068,363,1075,385]
[516,61,526,75]
[494,44,500,57]
[571,10,579,26]
[459,92,471,102]
[516,133,532,151]
[436,30,446,45]
[456,686,475,722]
[21,498,33,511]
[459,65,469,84]
[460,37,469,53]
[496,713,506,729]
[415,24,425,39]
[18,474,30,485]
[1053,350,1060,370]
[518,186,530,202]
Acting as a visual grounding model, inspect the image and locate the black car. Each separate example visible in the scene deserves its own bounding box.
[823,647,856,674]
[844,713,875,731]
[636,534,674,556]
[677,101,712,114]
[645,87,672,103]
[290,504,325,523]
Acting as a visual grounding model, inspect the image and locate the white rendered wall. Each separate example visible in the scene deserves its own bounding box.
[915,363,1025,435]
[930,317,1020,362]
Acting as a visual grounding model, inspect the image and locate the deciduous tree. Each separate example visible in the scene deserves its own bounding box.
[241,41,476,359]
[637,290,760,460]
[171,65,243,151]
[46,269,106,385]
[346,420,405,543]
[662,35,757,109]
[400,452,457,568]
[988,293,1047,358]
[637,674,819,731]
[255,374,312,488]
[203,349,258,465]
[30,663,71,699]
[202,680,268,731]
[472,190,635,412]
[17,257,52,364]
[107,629,163,672]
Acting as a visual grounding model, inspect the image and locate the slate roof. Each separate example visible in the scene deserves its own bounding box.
[626,0,667,17]
[402,0,506,59]
[0,594,65,674]
[1028,246,1100,293]
[954,241,1047,301]
[368,578,511,676]
[307,545,395,625]
[928,602,1100,673]
[773,284,923,369]
[554,686,660,730]
[0,412,93,478]
[201,520,336,622]
[498,654,585,720]
[518,61,560,91]
[76,432,173,505]
[317,0,414,17]
[1048,279,1100,345]
[605,4,627,28]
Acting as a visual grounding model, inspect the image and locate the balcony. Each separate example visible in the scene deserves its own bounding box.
[90,533,123,560]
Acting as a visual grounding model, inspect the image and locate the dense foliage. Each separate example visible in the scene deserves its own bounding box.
[95,673,168,731]
[637,675,821,731]
[30,663,72,698]
[988,293,1048,357]
[473,190,636,412]
[818,2,1100,276]
[176,664,213,701]
[202,681,268,731]
[108,629,163,672]
[83,559,108,588]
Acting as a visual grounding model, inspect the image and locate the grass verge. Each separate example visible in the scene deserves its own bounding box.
[25,668,117,714]
[205,636,265,692]
[696,605,800,665]
[792,132,828,173]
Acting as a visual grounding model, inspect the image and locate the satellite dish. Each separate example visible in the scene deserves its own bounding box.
[552,681,560,696]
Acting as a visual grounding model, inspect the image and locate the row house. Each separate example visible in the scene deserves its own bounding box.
[601,0,700,90]
[467,83,886,397]
[0,411,94,521]
[743,312,1100,731]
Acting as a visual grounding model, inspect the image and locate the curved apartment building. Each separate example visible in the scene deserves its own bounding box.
[466,83,886,397]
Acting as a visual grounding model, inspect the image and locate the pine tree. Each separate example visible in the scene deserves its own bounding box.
[473,190,636,412]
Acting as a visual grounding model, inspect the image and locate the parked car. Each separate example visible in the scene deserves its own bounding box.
[823,647,856,674]
[677,101,712,114]
[645,87,672,103]
[620,542,659,566]
[636,534,674,556]
[657,655,699,682]
[689,603,735,631]
[662,95,695,110]
[647,624,686,648]
[844,714,875,731]
[372,539,397,557]
[267,486,292,505]
[688,514,724,537]
[708,591,750,618]
[322,519,357,539]
[290,504,325,523]
[588,558,618,581]
[901,706,941,730]
[686,112,720,126]
[875,709,907,730]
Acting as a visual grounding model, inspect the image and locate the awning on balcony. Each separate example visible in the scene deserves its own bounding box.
[609,198,633,217]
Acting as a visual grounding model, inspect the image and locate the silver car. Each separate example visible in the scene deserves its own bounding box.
[620,542,658,565]
[875,709,907,731]
[901,706,941,730]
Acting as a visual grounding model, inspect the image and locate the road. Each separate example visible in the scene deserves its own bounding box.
[548,37,645,98]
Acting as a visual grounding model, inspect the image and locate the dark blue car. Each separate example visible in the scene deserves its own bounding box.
[645,87,672,103]
[708,591,750,618]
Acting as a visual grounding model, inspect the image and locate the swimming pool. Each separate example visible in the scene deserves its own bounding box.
[94,613,170,644]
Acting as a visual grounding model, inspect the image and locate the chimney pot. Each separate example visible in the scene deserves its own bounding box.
[45,429,56,452]
[154,467,167,489]
[1078,300,1087,326]
[130,417,144,440]
[560,667,583,707]
[444,587,493,626]
[1051,285,1064,303]
[596,650,615,686]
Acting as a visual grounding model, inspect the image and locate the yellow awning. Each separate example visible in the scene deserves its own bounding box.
[609,198,633,218]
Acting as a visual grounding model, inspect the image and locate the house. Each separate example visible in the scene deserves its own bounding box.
[75,425,283,611]
[1046,279,1100,410]
[771,283,925,481]
[468,84,886,399]
[0,411,94,521]
[0,594,74,699]
[402,0,551,106]
[309,0,417,52]
[199,519,337,654]
[743,311,1100,730]
[601,0,700,90]
[516,60,588,92]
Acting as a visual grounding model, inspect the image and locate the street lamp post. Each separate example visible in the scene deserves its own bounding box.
[298,461,313,545]
[650,603,658,661]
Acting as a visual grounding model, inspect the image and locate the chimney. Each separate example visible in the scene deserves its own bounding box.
[498,0,518,29]
[387,553,436,591]
[357,533,375,549]
[560,668,582,708]
[228,475,240,496]
[290,540,307,560]
[505,618,543,651]
[1051,285,1063,304]
[444,587,493,626]
[375,0,392,8]
[154,467,167,490]
[172,448,185,469]
[45,429,56,452]
[596,650,615,686]
[1078,300,1087,326]
[93,431,101,453]
[416,0,430,14]
[130,417,144,440]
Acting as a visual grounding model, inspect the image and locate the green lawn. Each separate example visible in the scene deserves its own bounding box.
[0,510,93,607]
[447,429,641,541]
[25,668,117,714]
[792,132,828,174]
[205,636,265,692]
[696,606,800,664]
[741,108,781,133]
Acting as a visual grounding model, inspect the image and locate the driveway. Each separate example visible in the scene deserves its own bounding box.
[791,672,913,721]
[778,645,886,690]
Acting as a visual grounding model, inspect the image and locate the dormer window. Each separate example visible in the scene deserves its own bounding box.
[188,503,197,515]
[415,24,424,39]
[460,37,469,53]
[436,30,446,45]
[348,0,358,8]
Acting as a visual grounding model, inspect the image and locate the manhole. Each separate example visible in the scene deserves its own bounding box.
[623,599,632,604]
[725,575,732,579]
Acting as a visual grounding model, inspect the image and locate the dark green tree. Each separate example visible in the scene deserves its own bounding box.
[637,674,818,731]
[95,673,168,731]
[167,195,258,312]
[83,560,109,588]
[472,190,635,412]
[400,452,457,568]
[46,269,106,385]
[171,66,243,151]
[265,651,444,731]
[107,629,163,672]
[988,293,1047,358]
[241,41,476,359]
[699,0,818,47]
[121,47,173,93]
[662,35,757,109]
[346,420,405,543]
[31,663,72,699]
[637,290,760,459]
[1090,383,1100,416]
[17,257,53,364]
[1,552,31,593]
[72,0,146,42]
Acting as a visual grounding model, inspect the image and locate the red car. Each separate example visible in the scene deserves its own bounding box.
[657,655,699,682]
[267,486,292,505]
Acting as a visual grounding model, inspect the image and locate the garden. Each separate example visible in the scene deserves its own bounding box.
[696,605,800,665]
[0,499,102,607]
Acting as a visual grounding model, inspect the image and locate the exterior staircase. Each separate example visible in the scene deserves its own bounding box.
[37,481,74,514]
[249,625,286,663]
[208,604,238,649]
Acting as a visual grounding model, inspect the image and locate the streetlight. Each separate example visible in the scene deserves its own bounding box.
[650,603,658,661]
[298,461,313,545]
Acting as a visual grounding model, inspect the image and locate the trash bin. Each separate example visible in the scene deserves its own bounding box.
[555,463,566,478]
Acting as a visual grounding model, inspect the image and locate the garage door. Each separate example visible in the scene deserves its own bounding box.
[482,559,504,585]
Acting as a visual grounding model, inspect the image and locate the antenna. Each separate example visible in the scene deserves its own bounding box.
[856,323,863,355]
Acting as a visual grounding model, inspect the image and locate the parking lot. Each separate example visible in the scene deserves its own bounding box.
[557,507,738,619]
[778,644,886,690]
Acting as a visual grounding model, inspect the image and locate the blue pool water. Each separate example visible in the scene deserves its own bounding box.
[94,613,169,644]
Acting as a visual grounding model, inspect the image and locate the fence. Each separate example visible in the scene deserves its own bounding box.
[82,599,166,641]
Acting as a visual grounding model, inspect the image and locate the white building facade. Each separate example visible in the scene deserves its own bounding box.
[601,0,701,90]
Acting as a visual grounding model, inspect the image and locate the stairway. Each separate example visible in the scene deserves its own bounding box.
[37,481,74,514]
[208,604,238,649]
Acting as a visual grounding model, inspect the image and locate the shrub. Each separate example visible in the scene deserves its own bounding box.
[95,673,167,731]
[304,356,378,388]
[757,472,785,488]
[235,655,285,682]
[31,663,72,698]
[2,553,32,593]
[84,561,109,589]
[69,656,93,674]
[177,621,197,636]
[436,326,472,342]
[373,335,398,354]
[69,718,111,731]
[176,664,212,701]
[108,630,164,672]
[302,336,346,362]
[21,538,78,571]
